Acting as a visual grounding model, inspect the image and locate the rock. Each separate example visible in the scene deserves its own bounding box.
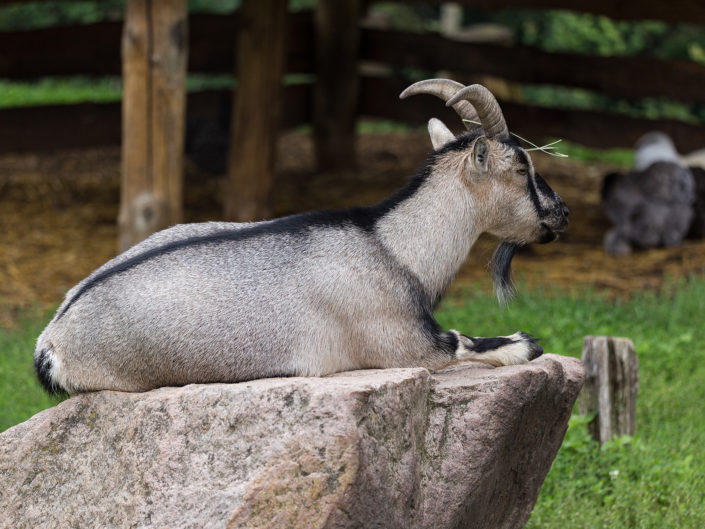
[0,354,584,529]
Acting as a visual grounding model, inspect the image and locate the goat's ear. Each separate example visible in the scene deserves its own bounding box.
[427,118,455,150]
[470,136,490,175]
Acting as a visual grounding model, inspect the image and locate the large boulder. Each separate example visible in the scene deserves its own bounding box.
[1,354,583,529]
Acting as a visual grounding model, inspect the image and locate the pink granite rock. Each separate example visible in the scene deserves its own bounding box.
[0,354,583,529]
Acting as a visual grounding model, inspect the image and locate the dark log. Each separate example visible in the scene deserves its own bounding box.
[578,336,638,444]
[359,76,705,152]
[0,12,313,79]
[6,0,702,23]
[0,102,122,153]
[313,0,362,172]
[361,28,705,104]
[224,0,288,222]
[393,0,705,25]
[0,87,311,155]
[0,22,123,78]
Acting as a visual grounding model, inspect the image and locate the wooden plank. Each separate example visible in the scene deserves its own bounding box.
[578,336,638,444]
[313,0,362,172]
[3,77,705,155]
[4,0,703,23]
[361,28,705,104]
[0,12,313,79]
[0,87,311,155]
[359,76,705,152]
[393,0,705,25]
[0,102,121,153]
[0,0,92,4]
[119,0,188,252]
[0,22,123,78]
[0,0,91,3]
[224,0,288,222]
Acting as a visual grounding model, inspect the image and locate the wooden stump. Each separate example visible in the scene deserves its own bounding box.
[224,0,288,222]
[579,336,639,444]
[120,0,188,252]
[313,0,362,173]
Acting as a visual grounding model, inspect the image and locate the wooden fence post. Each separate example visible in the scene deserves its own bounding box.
[579,336,639,444]
[224,0,288,222]
[313,0,361,173]
[120,0,188,252]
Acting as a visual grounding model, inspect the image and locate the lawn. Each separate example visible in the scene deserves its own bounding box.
[437,278,705,528]
[2,277,704,527]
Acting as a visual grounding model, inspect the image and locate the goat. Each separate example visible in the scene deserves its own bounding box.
[681,148,705,239]
[34,79,569,395]
[602,132,695,255]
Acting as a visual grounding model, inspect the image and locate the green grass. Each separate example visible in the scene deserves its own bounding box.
[2,278,705,527]
[0,309,64,432]
[436,277,705,528]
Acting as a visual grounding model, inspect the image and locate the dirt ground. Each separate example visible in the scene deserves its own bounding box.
[2,130,705,327]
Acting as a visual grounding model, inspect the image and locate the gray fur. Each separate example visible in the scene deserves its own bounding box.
[603,131,695,255]
[35,85,568,394]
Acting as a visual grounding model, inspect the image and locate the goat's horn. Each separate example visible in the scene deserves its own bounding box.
[445,84,509,140]
[399,79,479,130]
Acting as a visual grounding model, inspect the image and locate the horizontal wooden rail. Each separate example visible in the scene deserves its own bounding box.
[393,0,705,26]
[0,12,314,79]
[359,76,705,152]
[2,0,703,24]
[2,76,704,154]
[4,14,704,107]
[361,28,705,104]
[0,84,311,154]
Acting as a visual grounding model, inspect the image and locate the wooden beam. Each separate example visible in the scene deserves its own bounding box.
[0,22,122,78]
[4,76,705,155]
[359,76,705,152]
[361,28,705,104]
[393,0,705,25]
[0,87,312,155]
[0,13,313,79]
[119,0,188,252]
[313,0,362,172]
[0,102,121,153]
[224,0,288,222]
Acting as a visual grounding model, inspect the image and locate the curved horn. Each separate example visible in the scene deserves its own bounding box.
[399,79,479,130]
[445,84,509,140]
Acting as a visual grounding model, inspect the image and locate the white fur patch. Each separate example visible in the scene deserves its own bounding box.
[456,331,535,367]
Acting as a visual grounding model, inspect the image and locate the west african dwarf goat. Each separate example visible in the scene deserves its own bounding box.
[35,79,569,394]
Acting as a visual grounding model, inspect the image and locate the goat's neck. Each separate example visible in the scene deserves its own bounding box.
[375,174,481,303]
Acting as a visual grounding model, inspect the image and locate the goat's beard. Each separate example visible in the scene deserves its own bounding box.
[491,242,519,305]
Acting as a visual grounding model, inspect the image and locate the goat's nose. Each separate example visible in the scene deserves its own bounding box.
[562,204,570,217]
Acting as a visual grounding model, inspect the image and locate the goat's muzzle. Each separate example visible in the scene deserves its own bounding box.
[538,197,569,244]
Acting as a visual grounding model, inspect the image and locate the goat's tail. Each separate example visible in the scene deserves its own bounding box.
[34,336,69,396]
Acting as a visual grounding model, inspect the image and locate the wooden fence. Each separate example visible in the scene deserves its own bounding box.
[2,1,705,153]
[1,0,705,245]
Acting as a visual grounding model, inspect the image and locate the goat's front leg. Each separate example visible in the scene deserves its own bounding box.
[449,330,543,367]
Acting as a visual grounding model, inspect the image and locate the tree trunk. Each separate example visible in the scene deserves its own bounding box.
[120,0,187,252]
[578,336,639,444]
[224,0,288,222]
[314,0,361,173]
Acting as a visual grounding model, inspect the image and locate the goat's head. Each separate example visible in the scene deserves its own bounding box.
[400,79,569,302]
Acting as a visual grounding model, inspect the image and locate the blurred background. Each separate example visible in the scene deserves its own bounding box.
[2,0,705,317]
[1,1,705,526]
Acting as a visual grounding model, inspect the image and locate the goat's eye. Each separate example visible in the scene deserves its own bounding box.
[517,168,528,176]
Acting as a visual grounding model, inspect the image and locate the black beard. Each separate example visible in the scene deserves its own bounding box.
[490,242,519,305]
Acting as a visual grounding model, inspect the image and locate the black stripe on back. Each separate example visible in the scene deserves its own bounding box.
[56,132,481,321]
